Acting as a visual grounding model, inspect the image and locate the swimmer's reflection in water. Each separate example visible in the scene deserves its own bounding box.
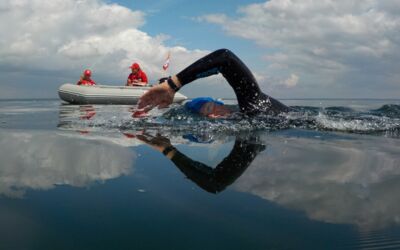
[136,133,266,194]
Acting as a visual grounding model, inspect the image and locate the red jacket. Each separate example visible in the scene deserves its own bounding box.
[77,79,96,86]
[127,70,148,85]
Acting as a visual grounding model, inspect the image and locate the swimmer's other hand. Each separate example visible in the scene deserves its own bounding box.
[136,133,172,153]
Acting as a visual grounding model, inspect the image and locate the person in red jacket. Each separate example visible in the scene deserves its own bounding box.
[126,63,148,86]
[77,69,96,86]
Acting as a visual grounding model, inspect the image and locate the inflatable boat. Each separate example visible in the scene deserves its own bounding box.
[58,83,187,105]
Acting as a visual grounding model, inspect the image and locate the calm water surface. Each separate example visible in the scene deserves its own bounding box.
[1,99,400,250]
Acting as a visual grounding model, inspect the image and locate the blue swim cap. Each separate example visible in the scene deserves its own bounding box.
[183,134,214,143]
[185,97,224,114]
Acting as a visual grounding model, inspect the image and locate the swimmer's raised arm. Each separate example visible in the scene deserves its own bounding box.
[138,49,289,115]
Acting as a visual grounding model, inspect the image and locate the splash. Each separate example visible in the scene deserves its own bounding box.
[57,103,400,138]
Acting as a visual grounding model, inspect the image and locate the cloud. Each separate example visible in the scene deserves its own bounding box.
[0,130,135,198]
[283,73,299,88]
[232,135,400,230]
[200,0,400,98]
[0,0,209,98]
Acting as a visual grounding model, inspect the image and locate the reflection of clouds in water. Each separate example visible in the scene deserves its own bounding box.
[235,136,400,230]
[0,130,135,198]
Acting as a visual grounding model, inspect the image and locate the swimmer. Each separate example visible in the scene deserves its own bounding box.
[184,97,232,118]
[138,49,290,117]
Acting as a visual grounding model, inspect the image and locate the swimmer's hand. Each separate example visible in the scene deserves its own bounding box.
[138,81,175,111]
[136,133,172,153]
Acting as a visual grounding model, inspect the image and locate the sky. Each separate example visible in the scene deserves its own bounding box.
[0,0,399,99]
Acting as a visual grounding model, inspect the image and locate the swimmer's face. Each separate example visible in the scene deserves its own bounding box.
[199,102,231,118]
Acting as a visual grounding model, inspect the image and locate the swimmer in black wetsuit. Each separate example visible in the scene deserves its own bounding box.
[138,49,289,117]
[136,133,266,193]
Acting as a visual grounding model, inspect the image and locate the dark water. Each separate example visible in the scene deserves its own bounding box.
[1,99,400,250]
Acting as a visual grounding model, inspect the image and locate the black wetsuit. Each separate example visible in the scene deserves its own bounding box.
[176,49,289,115]
[169,136,266,193]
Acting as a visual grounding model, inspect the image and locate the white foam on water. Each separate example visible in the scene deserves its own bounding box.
[316,112,400,133]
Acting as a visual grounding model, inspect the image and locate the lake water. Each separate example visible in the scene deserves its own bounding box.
[1,99,400,250]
